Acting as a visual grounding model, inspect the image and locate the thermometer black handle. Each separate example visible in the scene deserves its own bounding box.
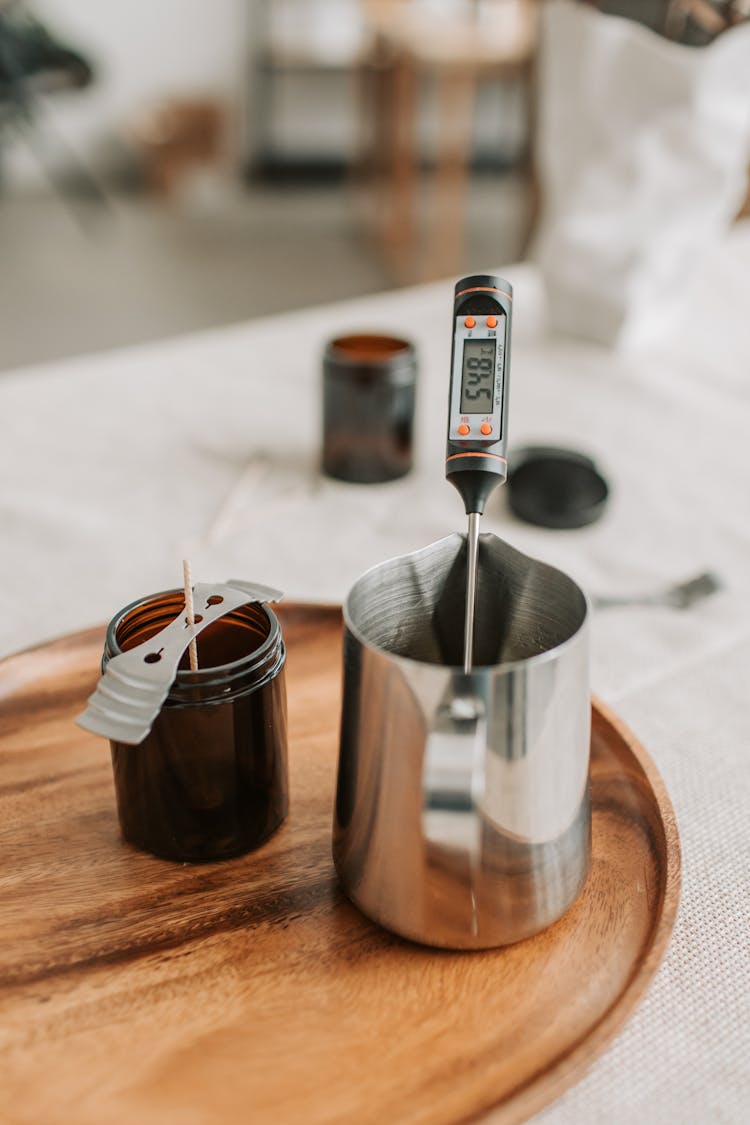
[445,273,513,515]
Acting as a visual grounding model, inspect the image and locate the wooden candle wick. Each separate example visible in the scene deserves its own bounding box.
[183,559,199,672]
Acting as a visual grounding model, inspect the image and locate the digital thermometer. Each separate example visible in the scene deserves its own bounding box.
[445,274,513,672]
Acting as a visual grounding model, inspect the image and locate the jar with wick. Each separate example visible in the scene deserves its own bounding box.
[101,587,288,862]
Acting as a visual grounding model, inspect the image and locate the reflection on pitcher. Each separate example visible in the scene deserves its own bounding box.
[333,532,591,950]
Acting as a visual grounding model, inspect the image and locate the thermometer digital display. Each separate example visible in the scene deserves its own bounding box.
[446,276,512,507]
[460,337,497,415]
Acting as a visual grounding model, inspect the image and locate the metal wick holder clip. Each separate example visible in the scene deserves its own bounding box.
[76,580,284,745]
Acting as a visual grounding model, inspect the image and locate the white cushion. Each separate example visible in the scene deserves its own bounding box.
[533,0,750,349]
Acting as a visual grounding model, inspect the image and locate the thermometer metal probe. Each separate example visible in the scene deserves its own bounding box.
[445,274,513,672]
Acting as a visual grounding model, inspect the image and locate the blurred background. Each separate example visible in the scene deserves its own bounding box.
[1,0,747,372]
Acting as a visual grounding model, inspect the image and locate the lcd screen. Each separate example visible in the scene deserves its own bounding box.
[460,338,496,413]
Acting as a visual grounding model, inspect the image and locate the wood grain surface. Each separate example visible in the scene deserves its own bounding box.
[0,604,680,1125]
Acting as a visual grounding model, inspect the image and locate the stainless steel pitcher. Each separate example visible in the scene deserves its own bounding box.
[333,532,591,949]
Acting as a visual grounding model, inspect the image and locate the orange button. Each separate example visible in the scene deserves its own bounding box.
[464,317,476,329]
[486,315,497,328]
[480,423,493,436]
[457,423,470,436]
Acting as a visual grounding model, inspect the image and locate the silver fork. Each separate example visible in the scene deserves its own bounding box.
[593,570,722,611]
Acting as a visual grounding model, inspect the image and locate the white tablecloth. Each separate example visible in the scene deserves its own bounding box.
[2,227,749,1122]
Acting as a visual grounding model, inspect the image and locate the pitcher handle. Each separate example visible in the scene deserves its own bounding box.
[422,690,486,936]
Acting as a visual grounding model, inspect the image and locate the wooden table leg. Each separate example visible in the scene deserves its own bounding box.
[350,34,390,250]
[382,48,418,279]
[425,64,477,281]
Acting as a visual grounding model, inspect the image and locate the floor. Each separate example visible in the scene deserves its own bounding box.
[0,173,529,373]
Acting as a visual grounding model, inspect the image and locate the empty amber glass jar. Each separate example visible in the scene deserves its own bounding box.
[322,333,417,483]
[103,590,288,862]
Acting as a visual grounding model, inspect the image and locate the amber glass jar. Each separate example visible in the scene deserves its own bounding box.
[322,333,417,483]
[103,590,288,862]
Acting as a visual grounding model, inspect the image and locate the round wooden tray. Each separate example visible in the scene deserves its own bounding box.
[0,603,680,1125]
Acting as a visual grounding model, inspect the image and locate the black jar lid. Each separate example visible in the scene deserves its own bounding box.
[507,446,610,529]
